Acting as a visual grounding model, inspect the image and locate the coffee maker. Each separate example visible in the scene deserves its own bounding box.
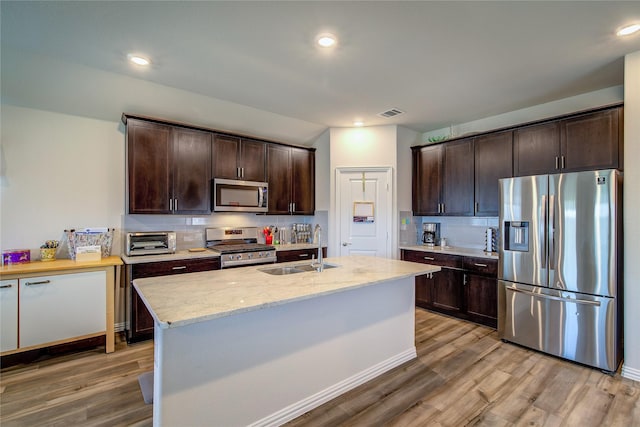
[422,223,441,246]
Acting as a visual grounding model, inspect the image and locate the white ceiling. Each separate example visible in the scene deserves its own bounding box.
[2,1,640,145]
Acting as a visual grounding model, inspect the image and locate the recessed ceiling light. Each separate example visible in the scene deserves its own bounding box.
[353,121,364,127]
[617,24,640,37]
[316,33,337,48]
[127,54,151,66]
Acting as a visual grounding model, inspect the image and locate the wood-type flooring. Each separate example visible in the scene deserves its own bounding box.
[1,309,638,426]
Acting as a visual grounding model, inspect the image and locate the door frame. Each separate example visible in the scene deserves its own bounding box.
[333,167,394,259]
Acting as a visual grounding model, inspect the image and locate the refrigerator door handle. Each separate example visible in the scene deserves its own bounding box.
[540,195,548,267]
[507,287,601,306]
[549,194,555,270]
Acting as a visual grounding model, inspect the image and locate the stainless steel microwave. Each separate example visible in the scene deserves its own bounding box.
[212,178,268,212]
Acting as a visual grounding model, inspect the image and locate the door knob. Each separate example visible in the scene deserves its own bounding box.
[342,242,352,246]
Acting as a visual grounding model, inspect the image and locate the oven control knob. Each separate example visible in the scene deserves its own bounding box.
[248,253,253,259]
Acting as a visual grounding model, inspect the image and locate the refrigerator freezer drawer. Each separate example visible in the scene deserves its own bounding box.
[498,281,620,372]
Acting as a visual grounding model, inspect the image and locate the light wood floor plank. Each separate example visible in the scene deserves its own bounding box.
[2,309,639,426]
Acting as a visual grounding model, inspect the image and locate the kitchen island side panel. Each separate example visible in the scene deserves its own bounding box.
[153,277,415,427]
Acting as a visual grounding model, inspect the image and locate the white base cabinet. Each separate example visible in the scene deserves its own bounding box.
[0,279,18,352]
[19,271,106,348]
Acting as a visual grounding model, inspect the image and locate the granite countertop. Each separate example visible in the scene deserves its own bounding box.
[274,243,324,251]
[134,255,439,329]
[121,244,324,264]
[400,245,498,260]
[121,250,220,265]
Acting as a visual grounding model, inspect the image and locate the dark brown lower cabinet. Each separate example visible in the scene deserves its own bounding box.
[429,268,464,314]
[401,249,497,328]
[127,257,221,343]
[465,273,497,327]
[276,247,327,263]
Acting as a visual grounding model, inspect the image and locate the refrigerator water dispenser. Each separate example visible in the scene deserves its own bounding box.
[504,221,529,251]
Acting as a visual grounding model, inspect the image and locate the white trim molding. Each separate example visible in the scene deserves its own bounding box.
[621,364,640,382]
[251,348,417,427]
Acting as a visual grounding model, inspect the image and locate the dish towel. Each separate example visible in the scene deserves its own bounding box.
[138,371,154,404]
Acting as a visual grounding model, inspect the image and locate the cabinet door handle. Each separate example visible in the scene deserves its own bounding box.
[25,280,51,286]
[172,266,187,270]
[423,256,435,261]
[555,156,559,170]
[475,202,478,214]
[174,199,178,211]
[0,284,13,289]
[292,202,296,212]
[463,274,467,286]
[561,156,566,169]
[169,198,173,211]
[474,263,488,267]
[298,254,310,258]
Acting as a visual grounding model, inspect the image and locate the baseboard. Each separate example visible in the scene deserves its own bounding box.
[621,363,640,382]
[250,347,417,427]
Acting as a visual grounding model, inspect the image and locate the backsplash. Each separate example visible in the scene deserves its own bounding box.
[414,216,499,250]
[122,211,329,251]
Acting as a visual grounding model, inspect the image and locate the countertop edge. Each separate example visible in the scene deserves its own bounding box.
[0,256,123,276]
[400,245,498,260]
[121,244,326,264]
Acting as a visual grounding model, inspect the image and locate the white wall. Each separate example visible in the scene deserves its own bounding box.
[2,48,325,147]
[622,50,640,381]
[328,126,399,258]
[423,86,624,143]
[0,105,125,258]
[312,129,330,211]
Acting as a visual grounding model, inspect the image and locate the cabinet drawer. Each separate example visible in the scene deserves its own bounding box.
[463,257,497,276]
[132,258,220,278]
[277,248,326,263]
[402,250,462,269]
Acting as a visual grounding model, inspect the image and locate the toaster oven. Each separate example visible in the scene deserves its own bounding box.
[125,232,177,256]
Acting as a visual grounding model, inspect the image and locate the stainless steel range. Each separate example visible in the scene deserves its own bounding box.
[206,227,276,268]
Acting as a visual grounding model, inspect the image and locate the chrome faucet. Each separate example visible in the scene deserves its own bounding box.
[312,224,323,272]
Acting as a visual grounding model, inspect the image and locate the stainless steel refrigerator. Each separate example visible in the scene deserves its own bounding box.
[498,169,623,372]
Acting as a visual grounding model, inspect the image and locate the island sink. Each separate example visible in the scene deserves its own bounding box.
[259,263,338,275]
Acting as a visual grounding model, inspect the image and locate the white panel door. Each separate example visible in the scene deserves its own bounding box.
[20,271,106,347]
[0,279,18,352]
[337,168,392,257]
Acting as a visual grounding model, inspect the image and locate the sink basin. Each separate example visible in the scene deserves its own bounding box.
[293,263,338,272]
[259,263,339,275]
[259,266,306,275]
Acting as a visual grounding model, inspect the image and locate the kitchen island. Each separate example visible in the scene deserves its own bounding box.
[134,255,439,426]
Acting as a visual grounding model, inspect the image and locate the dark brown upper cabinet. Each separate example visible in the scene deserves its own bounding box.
[127,119,211,214]
[560,107,622,172]
[412,144,443,216]
[474,131,513,217]
[513,121,560,177]
[212,134,266,182]
[412,139,474,216]
[267,145,315,215]
[443,139,475,216]
[514,107,622,176]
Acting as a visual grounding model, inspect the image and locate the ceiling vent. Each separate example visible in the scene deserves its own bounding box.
[377,108,404,118]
